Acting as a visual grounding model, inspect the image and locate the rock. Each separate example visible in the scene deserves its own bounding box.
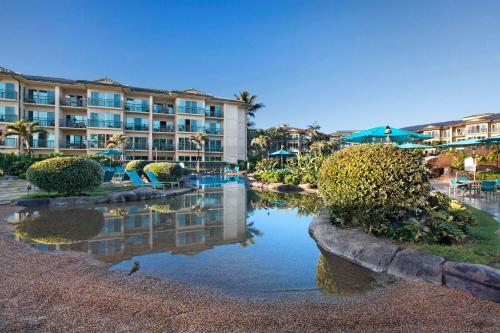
[443,262,500,302]
[388,249,444,284]
[108,193,125,203]
[122,192,138,202]
[15,198,50,207]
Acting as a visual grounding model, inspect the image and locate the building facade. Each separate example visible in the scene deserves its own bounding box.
[0,66,248,164]
[402,113,500,145]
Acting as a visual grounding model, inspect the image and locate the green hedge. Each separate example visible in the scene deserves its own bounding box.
[125,160,152,174]
[143,162,184,182]
[84,154,122,167]
[476,171,500,180]
[255,169,291,183]
[0,153,46,178]
[26,157,102,196]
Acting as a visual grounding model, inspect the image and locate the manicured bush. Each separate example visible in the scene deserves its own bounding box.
[26,157,102,196]
[143,162,184,182]
[318,144,431,231]
[125,160,152,174]
[84,154,122,167]
[255,169,291,183]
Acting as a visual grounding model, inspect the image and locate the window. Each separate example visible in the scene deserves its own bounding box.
[0,82,16,99]
[127,137,148,150]
[27,110,55,126]
[153,138,174,150]
[178,118,202,132]
[178,137,199,150]
[89,134,113,148]
[126,98,149,112]
[492,123,499,133]
[153,120,174,132]
[126,117,149,131]
[25,89,55,104]
[90,91,122,108]
[0,105,16,122]
[205,139,222,152]
[90,112,121,128]
[205,122,222,134]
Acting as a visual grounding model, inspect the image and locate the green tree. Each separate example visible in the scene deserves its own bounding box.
[189,132,208,171]
[5,120,47,157]
[486,145,500,168]
[251,135,270,158]
[234,91,265,119]
[309,140,333,155]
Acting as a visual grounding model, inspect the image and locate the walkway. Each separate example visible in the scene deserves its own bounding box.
[0,178,31,205]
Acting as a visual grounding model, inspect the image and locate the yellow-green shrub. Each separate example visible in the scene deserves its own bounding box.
[143,162,183,182]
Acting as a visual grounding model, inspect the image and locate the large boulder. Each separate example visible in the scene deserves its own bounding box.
[388,249,444,284]
[443,262,500,302]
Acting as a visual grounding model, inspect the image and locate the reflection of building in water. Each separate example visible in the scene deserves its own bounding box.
[18,183,247,262]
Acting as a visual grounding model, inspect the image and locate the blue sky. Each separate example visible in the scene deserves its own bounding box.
[1,0,500,133]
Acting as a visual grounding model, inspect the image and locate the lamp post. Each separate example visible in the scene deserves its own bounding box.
[384,126,392,144]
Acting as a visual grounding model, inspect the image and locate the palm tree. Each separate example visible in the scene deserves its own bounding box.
[309,140,333,155]
[189,132,208,172]
[5,120,47,156]
[251,135,270,158]
[234,91,265,118]
[307,121,321,137]
[105,134,129,160]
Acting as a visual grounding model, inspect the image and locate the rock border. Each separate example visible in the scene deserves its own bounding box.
[248,178,318,194]
[15,187,196,208]
[309,211,500,303]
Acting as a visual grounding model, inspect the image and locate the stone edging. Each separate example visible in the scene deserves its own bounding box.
[309,211,500,303]
[248,178,318,194]
[15,187,196,207]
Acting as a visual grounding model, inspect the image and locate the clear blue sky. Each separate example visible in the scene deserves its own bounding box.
[1,0,500,133]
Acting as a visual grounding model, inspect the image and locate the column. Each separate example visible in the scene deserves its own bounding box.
[54,86,61,152]
[148,96,153,160]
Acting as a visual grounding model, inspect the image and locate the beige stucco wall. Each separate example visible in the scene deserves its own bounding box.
[223,104,247,163]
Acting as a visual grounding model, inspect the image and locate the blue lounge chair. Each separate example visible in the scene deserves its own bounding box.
[224,165,230,173]
[145,170,180,188]
[495,179,500,190]
[234,165,240,172]
[125,170,157,188]
[103,170,115,183]
[481,180,497,197]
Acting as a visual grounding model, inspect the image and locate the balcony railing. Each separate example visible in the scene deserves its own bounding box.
[177,106,205,115]
[24,95,55,105]
[178,125,203,132]
[467,128,487,135]
[125,143,149,150]
[205,128,223,135]
[125,124,149,131]
[0,138,17,147]
[30,139,55,148]
[61,97,87,107]
[89,98,123,108]
[0,89,17,100]
[205,146,223,152]
[205,110,223,118]
[178,142,201,151]
[88,120,122,128]
[29,118,55,127]
[60,119,87,128]
[153,126,175,133]
[153,104,175,115]
[0,114,17,122]
[152,143,175,151]
[125,104,149,112]
[60,142,87,149]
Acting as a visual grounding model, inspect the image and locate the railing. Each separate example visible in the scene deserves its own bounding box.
[125,104,149,112]
[0,114,17,122]
[60,119,87,128]
[0,89,17,100]
[205,146,223,152]
[61,97,87,107]
[153,104,175,115]
[153,126,175,133]
[125,143,149,150]
[89,98,123,108]
[152,143,175,151]
[178,142,200,151]
[0,138,17,147]
[178,125,203,132]
[29,118,55,126]
[177,106,205,115]
[24,95,55,105]
[205,110,223,118]
[205,128,223,135]
[30,139,55,148]
[125,124,149,131]
[88,119,122,128]
[60,142,87,149]
[467,128,487,135]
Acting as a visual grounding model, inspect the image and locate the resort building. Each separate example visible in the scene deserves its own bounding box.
[0,66,248,164]
[402,113,500,145]
[268,125,329,153]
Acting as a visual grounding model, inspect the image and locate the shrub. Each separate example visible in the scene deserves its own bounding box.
[318,144,431,232]
[450,152,466,170]
[285,153,325,186]
[26,157,102,196]
[0,169,3,177]
[125,160,152,174]
[476,171,500,180]
[84,154,122,167]
[255,169,291,183]
[0,153,47,178]
[255,158,277,171]
[143,162,184,182]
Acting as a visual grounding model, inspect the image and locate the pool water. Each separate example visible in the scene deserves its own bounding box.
[9,178,387,299]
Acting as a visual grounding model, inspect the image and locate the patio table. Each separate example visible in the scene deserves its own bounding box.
[457,180,481,197]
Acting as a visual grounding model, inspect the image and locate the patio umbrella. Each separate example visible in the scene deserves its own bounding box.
[397,143,433,149]
[437,138,482,148]
[269,149,295,166]
[342,126,431,143]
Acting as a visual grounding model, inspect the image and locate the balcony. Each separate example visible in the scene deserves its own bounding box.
[125,143,149,150]
[152,143,175,151]
[177,105,204,115]
[125,104,149,112]
[178,142,200,151]
[205,128,223,135]
[205,146,223,152]
[89,98,123,108]
[30,139,55,148]
[125,124,149,131]
[0,89,17,100]
[61,97,87,108]
[60,118,87,128]
[153,126,175,133]
[153,104,175,115]
[178,125,203,133]
[29,118,55,127]
[88,119,122,129]
[0,114,17,122]
[0,138,17,147]
[205,110,223,118]
[60,142,87,149]
[24,95,55,105]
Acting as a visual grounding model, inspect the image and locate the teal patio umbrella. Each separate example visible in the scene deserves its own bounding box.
[397,143,433,149]
[342,126,431,143]
[438,138,482,148]
[269,149,295,166]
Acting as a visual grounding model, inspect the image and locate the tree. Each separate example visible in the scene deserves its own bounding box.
[266,125,289,151]
[486,145,500,167]
[5,120,47,157]
[234,91,265,119]
[307,121,321,137]
[251,135,270,159]
[309,140,333,155]
[105,134,129,150]
[189,132,208,172]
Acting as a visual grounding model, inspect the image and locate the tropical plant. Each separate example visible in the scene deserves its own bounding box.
[309,140,333,155]
[188,132,208,171]
[450,152,466,170]
[234,91,265,119]
[286,152,326,186]
[486,145,500,167]
[26,157,102,196]
[4,120,48,156]
[240,221,264,247]
[125,160,152,175]
[255,169,292,183]
[251,135,270,158]
[255,158,277,171]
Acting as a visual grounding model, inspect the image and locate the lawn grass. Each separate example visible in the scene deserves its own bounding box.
[19,185,135,200]
[417,206,500,268]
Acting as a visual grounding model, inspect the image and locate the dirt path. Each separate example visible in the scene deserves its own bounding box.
[0,204,499,332]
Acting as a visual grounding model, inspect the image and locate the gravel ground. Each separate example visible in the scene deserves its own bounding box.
[0,205,499,332]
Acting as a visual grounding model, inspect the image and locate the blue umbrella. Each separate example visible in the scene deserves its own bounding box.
[397,143,433,149]
[342,126,431,143]
[438,138,482,148]
[269,149,295,166]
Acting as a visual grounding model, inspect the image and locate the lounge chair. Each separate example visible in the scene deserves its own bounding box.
[125,170,158,188]
[481,180,497,198]
[103,170,115,183]
[224,165,230,173]
[145,170,180,188]
[234,165,240,172]
[449,179,467,196]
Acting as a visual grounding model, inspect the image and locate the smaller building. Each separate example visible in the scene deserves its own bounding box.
[267,125,329,153]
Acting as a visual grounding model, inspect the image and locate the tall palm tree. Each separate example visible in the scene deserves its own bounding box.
[307,121,321,137]
[5,120,47,156]
[309,140,333,155]
[251,135,270,158]
[189,132,208,172]
[105,134,129,150]
[234,91,265,118]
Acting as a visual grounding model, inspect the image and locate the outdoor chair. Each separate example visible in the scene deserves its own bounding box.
[145,170,180,188]
[234,165,240,172]
[125,170,159,188]
[481,180,497,198]
[224,165,230,173]
[495,179,500,190]
[449,179,468,196]
[103,170,115,183]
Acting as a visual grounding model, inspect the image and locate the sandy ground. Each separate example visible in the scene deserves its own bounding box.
[0,205,499,332]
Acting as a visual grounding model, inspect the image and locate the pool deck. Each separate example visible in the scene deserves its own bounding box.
[0,204,498,332]
[0,178,31,205]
